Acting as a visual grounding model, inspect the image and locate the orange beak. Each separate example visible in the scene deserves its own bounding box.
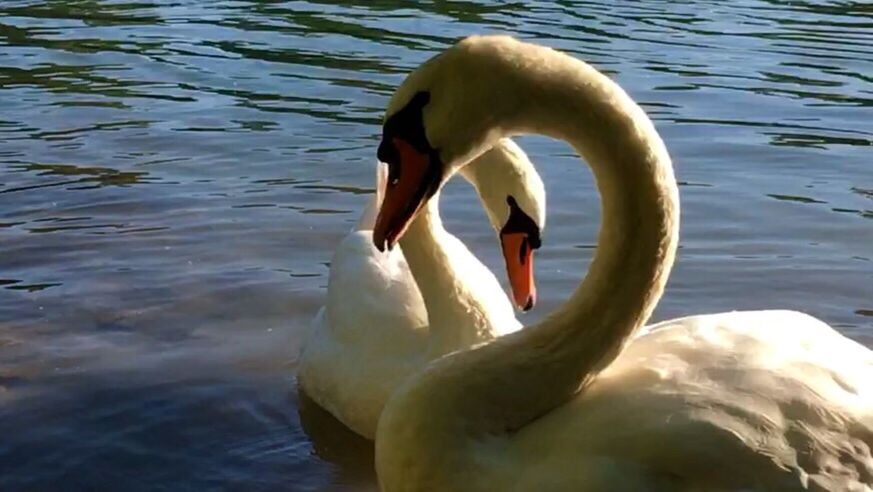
[500,232,536,311]
[373,138,440,252]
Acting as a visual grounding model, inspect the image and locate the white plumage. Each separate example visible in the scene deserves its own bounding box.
[372,35,873,491]
[298,138,546,439]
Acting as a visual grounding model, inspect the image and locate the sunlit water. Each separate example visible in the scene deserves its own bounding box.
[1,1,871,490]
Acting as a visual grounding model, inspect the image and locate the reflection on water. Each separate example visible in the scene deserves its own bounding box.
[1,0,870,489]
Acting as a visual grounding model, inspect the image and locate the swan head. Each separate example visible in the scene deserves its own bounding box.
[373,35,537,251]
[460,138,545,311]
[373,36,554,309]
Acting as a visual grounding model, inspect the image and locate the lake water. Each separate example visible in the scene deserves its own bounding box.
[1,1,870,490]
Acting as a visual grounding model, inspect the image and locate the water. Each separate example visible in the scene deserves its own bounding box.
[0,1,870,489]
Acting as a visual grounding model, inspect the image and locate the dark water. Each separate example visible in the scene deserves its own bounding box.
[1,1,871,490]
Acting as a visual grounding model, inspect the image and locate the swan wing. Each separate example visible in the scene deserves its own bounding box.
[299,230,428,438]
[324,230,428,344]
[505,310,873,491]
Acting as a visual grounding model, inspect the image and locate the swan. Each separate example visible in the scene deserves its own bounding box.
[298,138,546,439]
[371,36,873,491]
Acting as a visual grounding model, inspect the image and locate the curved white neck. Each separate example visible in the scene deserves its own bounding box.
[377,53,679,487]
[483,73,680,427]
[399,192,498,356]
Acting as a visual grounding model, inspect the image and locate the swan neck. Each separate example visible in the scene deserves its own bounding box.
[494,69,680,427]
[393,61,678,438]
[376,44,680,492]
[531,78,678,360]
[398,192,485,356]
[398,192,444,313]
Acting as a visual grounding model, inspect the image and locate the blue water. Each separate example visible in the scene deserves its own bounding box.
[1,1,870,490]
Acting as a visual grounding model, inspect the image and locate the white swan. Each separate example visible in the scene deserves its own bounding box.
[298,138,546,439]
[371,36,873,491]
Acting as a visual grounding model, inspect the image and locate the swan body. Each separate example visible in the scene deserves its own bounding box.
[371,36,873,491]
[500,310,873,491]
[298,138,545,439]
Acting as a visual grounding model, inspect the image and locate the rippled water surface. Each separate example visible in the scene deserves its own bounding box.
[1,1,871,490]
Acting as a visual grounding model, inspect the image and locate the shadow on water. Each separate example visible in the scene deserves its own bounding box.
[0,373,333,491]
[297,389,378,490]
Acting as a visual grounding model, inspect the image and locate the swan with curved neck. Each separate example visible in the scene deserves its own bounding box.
[298,138,545,439]
[372,36,872,491]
